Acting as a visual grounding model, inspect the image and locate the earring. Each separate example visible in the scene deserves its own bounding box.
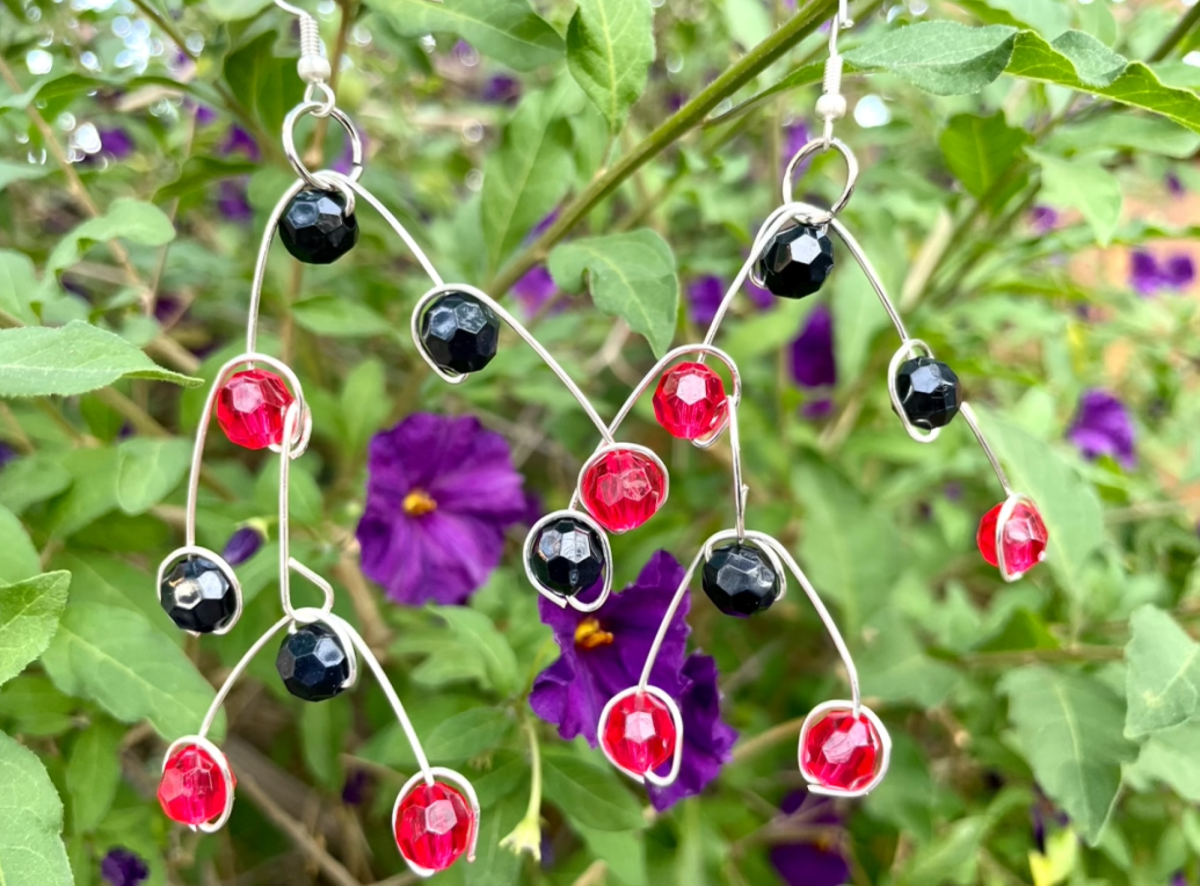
[152,3,481,875]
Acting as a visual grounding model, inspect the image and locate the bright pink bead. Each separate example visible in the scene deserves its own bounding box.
[977,500,1048,577]
[652,362,728,440]
[216,369,294,450]
[801,709,882,793]
[580,449,666,534]
[394,782,475,872]
[602,693,676,775]
[157,744,233,827]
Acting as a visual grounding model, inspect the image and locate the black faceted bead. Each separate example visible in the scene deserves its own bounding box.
[895,357,962,430]
[160,556,239,634]
[702,543,781,617]
[419,292,500,374]
[754,224,834,299]
[529,517,605,598]
[279,190,358,265]
[277,623,352,702]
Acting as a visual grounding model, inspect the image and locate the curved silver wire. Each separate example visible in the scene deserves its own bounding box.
[992,491,1041,583]
[781,138,858,223]
[597,685,684,788]
[522,509,613,614]
[162,735,237,833]
[392,767,481,877]
[333,174,445,289]
[282,103,364,196]
[155,545,244,637]
[571,442,670,534]
[183,352,311,548]
[276,403,336,621]
[199,614,293,739]
[958,402,1014,497]
[886,338,941,444]
[411,282,613,444]
[797,700,891,798]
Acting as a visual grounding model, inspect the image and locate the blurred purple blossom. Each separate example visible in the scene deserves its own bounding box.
[333,130,368,175]
[482,75,521,105]
[1029,205,1059,234]
[1130,250,1195,297]
[101,848,149,886]
[194,103,218,126]
[216,180,253,223]
[514,266,557,315]
[686,275,724,326]
[783,120,811,178]
[801,398,834,420]
[769,794,850,886]
[1166,172,1185,198]
[341,769,369,805]
[1067,389,1135,469]
[0,442,17,469]
[790,304,836,388]
[532,209,559,239]
[99,127,134,159]
[219,126,260,161]
[222,526,263,566]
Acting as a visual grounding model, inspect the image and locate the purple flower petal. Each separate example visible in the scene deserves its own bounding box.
[514,266,558,315]
[102,848,149,886]
[1166,172,1185,198]
[769,794,849,886]
[1067,389,1135,469]
[686,276,724,326]
[219,126,260,161]
[216,179,253,223]
[482,75,521,105]
[790,304,836,389]
[0,442,17,469]
[222,526,263,566]
[1164,254,1195,290]
[1029,205,1059,234]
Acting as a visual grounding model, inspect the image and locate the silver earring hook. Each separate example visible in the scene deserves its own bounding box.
[272,0,336,114]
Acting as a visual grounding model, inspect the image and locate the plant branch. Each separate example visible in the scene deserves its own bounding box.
[485,0,840,297]
[1150,2,1200,62]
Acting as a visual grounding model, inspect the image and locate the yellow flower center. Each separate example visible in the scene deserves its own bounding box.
[574,617,614,650]
[402,489,438,516]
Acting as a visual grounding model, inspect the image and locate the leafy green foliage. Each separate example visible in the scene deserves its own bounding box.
[1125,606,1200,738]
[0,571,70,686]
[566,0,656,133]
[0,730,73,886]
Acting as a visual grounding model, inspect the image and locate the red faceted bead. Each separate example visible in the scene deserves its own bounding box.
[652,362,728,440]
[977,500,1048,577]
[580,449,666,534]
[216,369,295,450]
[801,709,883,793]
[394,782,475,872]
[157,744,233,827]
[602,692,677,776]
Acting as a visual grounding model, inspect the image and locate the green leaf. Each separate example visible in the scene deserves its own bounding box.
[999,666,1135,845]
[566,0,655,133]
[115,438,193,515]
[844,22,1019,95]
[464,792,523,886]
[541,749,645,831]
[939,112,1030,200]
[224,32,304,138]
[0,250,40,324]
[41,603,218,740]
[0,504,41,585]
[549,229,679,357]
[371,0,564,72]
[46,449,122,539]
[46,199,175,275]
[857,619,959,708]
[423,707,514,763]
[1045,112,1200,160]
[0,729,74,886]
[974,412,1105,594]
[206,0,272,22]
[1124,605,1200,739]
[896,815,989,886]
[1129,721,1200,803]
[481,88,576,275]
[155,156,258,202]
[0,159,51,190]
[339,358,390,456]
[432,607,519,697]
[580,827,648,885]
[0,454,71,516]
[0,675,76,737]
[300,699,348,791]
[1026,149,1122,246]
[0,322,201,397]
[292,295,392,338]
[0,571,71,687]
[65,717,124,833]
[957,0,1072,36]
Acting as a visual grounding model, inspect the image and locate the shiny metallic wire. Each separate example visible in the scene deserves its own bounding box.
[162,735,238,833]
[885,339,940,444]
[393,767,482,876]
[798,700,892,799]
[596,685,685,787]
[781,138,858,221]
[199,614,293,739]
[958,402,1014,496]
[154,545,244,637]
[282,102,365,195]
[521,509,613,614]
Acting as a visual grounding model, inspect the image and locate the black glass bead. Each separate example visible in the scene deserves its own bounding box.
[159,556,239,634]
[895,357,962,430]
[276,623,351,702]
[754,224,834,299]
[279,190,358,265]
[529,517,605,598]
[419,292,501,374]
[702,543,781,617]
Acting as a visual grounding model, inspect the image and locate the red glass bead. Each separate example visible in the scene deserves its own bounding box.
[602,692,677,776]
[977,500,1048,577]
[801,709,882,793]
[652,362,728,440]
[216,369,294,450]
[394,782,475,872]
[157,744,233,827]
[580,449,666,534]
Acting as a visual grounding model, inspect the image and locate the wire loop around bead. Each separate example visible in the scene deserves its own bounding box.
[886,338,941,444]
[597,685,685,787]
[522,509,613,614]
[162,735,237,833]
[780,137,858,225]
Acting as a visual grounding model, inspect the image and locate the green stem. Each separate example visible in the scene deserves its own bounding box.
[485,0,840,296]
[522,716,543,825]
[1150,2,1200,62]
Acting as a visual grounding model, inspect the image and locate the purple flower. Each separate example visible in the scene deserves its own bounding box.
[482,75,520,105]
[333,130,368,175]
[1130,250,1196,297]
[801,398,833,420]
[686,275,724,326]
[341,769,369,805]
[1167,172,1185,198]
[0,442,17,469]
[101,848,149,886]
[1171,874,1186,886]
[514,266,558,315]
[216,180,253,223]
[769,794,849,886]
[645,653,737,811]
[746,280,775,310]
[532,209,559,239]
[99,127,134,160]
[219,126,260,161]
[790,304,836,389]
[783,120,811,178]
[1030,205,1059,234]
[194,103,217,126]
[357,414,527,606]
[1067,389,1135,469]
[222,526,263,566]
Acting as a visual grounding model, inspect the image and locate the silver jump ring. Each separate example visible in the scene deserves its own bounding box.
[282,102,365,193]
[781,136,859,225]
[303,82,336,116]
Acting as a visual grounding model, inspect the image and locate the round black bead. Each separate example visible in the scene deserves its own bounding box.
[754,224,834,299]
[159,556,239,634]
[279,190,359,265]
[419,291,501,374]
[529,517,605,598]
[702,543,781,617]
[276,623,352,702]
[895,357,962,430]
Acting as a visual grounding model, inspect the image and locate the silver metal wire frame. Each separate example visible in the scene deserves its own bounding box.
[993,491,1041,583]
[781,138,858,223]
[155,545,244,637]
[571,442,670,534]
[392,767,482,877]
[282,102,365,194]
[958,402,1014,497]
[597,685,684,787]
[886,338,941,444]
[797,699,891,799]
[182,352,311,548]
[162,735,237,833]
[410,282,613,444]
[522,509,613,613]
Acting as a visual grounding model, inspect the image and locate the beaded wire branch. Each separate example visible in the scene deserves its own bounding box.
[151,0,1051,872]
